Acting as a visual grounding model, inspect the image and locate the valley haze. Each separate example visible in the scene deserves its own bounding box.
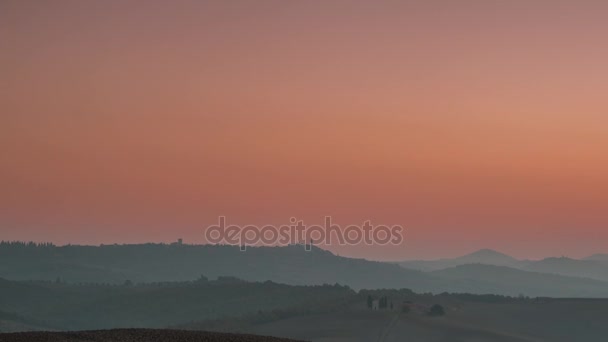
[1,242,608,342]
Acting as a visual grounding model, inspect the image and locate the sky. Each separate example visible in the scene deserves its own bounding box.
[1,0,607,260]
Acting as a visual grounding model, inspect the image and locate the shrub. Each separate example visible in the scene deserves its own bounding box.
[428,304,445,316]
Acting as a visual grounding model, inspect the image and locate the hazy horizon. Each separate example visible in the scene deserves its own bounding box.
[2,1,608,260]
[0,239,603,263]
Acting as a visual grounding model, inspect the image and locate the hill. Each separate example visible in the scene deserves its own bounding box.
[431,264,608,297]
[399,249,521,271]
[0,242,443,292]
[0,277,355,331]
[520,257,608,282]
[2,280,608,341]
[0,329,303,342]
[400,249,608,282]
[584,254,608,263]
[0,311,49,333]
[182,291,608,342]
[2,242,608,297]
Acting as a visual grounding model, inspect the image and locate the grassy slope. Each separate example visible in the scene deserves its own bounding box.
[0,278,354,331]
[244,298,608,342]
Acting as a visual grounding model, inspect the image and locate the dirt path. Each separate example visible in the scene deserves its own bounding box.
[376,312,400,342]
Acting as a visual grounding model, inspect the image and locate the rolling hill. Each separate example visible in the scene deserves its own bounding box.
[0,329,303,342]
[0,277,355,331]
[399,249,521,271]
[2,243,608,297]
[0,242,443,292]
[520,257,608,282]
[431,264,608,297]
[399,248,608,283]
[584,254,608,263]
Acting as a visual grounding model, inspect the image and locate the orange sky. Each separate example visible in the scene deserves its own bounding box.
[1,1,607,260]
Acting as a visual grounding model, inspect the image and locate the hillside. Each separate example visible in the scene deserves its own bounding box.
[520,257,608,282]
[0,278,355,331]
[182,292,608,342]
[2,280,608,341]
[0,329,303,342]
[584,254,608,263]
[399,249,521,271]
[2,243,608,297]
[431,264,608,297]
[0,242,443,292]
[0,311,49,333]
[400,249,608,283]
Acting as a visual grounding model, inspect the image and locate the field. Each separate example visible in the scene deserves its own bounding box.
[241,298,608,342]
[2,277,608,341]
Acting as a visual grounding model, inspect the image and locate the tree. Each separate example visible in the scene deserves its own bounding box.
[429,304,445,316]
[379,296,388,309]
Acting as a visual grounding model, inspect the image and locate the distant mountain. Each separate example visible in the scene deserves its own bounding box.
[399,250,608,283]
[432,264,608,298]
[520,257,608,282]
[2,242,608,297]
[584,254,608,263]
[399,249,521,271]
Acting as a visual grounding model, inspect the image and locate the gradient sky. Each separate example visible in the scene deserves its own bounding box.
[1,1,607,260]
